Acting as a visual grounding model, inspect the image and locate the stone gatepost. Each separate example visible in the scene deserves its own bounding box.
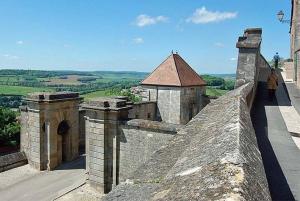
[20,92,81,170]
[82,98,131,194]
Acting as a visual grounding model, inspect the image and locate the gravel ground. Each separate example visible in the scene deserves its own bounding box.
[0,164,39,190]
[56,184,103,201]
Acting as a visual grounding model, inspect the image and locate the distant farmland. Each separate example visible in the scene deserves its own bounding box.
[0,85,53,96]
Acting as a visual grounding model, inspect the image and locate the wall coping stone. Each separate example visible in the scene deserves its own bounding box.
[25,92,80,102]
[82,97,132,111]
[236,28,262,49]
[125,119,182,134]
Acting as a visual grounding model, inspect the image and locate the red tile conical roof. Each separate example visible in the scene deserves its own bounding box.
[141,53,206,87]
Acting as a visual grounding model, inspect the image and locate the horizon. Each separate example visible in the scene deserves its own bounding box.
[0,68,237,75]
[0,0,291,74]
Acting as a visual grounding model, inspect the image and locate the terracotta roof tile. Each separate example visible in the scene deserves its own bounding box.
[141,53,206,87]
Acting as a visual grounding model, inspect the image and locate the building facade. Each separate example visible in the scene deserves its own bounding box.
[141,53,207,124]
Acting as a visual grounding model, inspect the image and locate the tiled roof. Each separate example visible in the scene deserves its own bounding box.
[141,53,206,87]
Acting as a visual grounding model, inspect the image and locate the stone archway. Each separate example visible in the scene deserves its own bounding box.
[57,120,70,163]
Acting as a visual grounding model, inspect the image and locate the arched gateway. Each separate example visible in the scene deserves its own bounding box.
[20,92,81,170]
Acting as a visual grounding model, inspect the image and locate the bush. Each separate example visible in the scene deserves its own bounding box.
[0,107,20,146]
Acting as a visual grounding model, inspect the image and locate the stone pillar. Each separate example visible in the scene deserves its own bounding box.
[20,92,81,170]
[82,98,131,194]
[235,28,262,88]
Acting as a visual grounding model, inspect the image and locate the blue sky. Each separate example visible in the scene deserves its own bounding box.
[0,0,292,73]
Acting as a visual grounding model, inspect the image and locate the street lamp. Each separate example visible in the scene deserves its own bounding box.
[277,10,290,23]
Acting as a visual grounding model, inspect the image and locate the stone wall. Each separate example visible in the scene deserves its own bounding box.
[180,87,206,124]
[0,152,27,172]
[142,85,206,124]
[157,86,181,124]
[284,61,294,80]
[128,102,157,121]
[103,28,271,201]
[119,119,181,182]
[20,106,42,170]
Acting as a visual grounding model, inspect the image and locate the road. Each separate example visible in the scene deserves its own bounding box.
[0,156,86,201]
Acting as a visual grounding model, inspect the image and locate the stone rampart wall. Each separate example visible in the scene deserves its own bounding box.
[104,82,271,201]
[119,119,181,182]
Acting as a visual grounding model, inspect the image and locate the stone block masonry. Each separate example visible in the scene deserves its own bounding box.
[82,97,132,194]
[0,152,27,172]
[119,119,181,181]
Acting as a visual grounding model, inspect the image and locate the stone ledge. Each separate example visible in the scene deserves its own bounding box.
[26,92,80,102]
[236,28,262,49]
[133,101,157,106]
[82,97,132,111]
[0,152,28,172]
[125,119,182,134]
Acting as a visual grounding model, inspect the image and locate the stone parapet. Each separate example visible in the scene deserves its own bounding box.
[235,28,262,89]
[236,28,262,49]
[126,119,182,133]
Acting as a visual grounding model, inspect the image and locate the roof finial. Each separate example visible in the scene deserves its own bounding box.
[171,50,174,54]
[176,50,178,54]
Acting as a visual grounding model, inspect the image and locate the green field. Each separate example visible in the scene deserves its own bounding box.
[0,85,53,96]
[206,88,228,97]
[82,90,107,100]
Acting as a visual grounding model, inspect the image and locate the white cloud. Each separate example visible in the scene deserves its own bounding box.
[2,54,19,59]
[230,57,237,61]
[214,42,225,48]
[133,37,144,44]
[186,7,237,24]
[16,40,24,45]
[134,14,168,27]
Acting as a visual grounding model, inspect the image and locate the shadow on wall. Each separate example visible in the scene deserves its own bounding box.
[251,81,295,201]
[54,154,86,171]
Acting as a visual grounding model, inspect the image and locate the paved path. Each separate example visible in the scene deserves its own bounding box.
[0,156,86,201]
[251,80,300,201]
